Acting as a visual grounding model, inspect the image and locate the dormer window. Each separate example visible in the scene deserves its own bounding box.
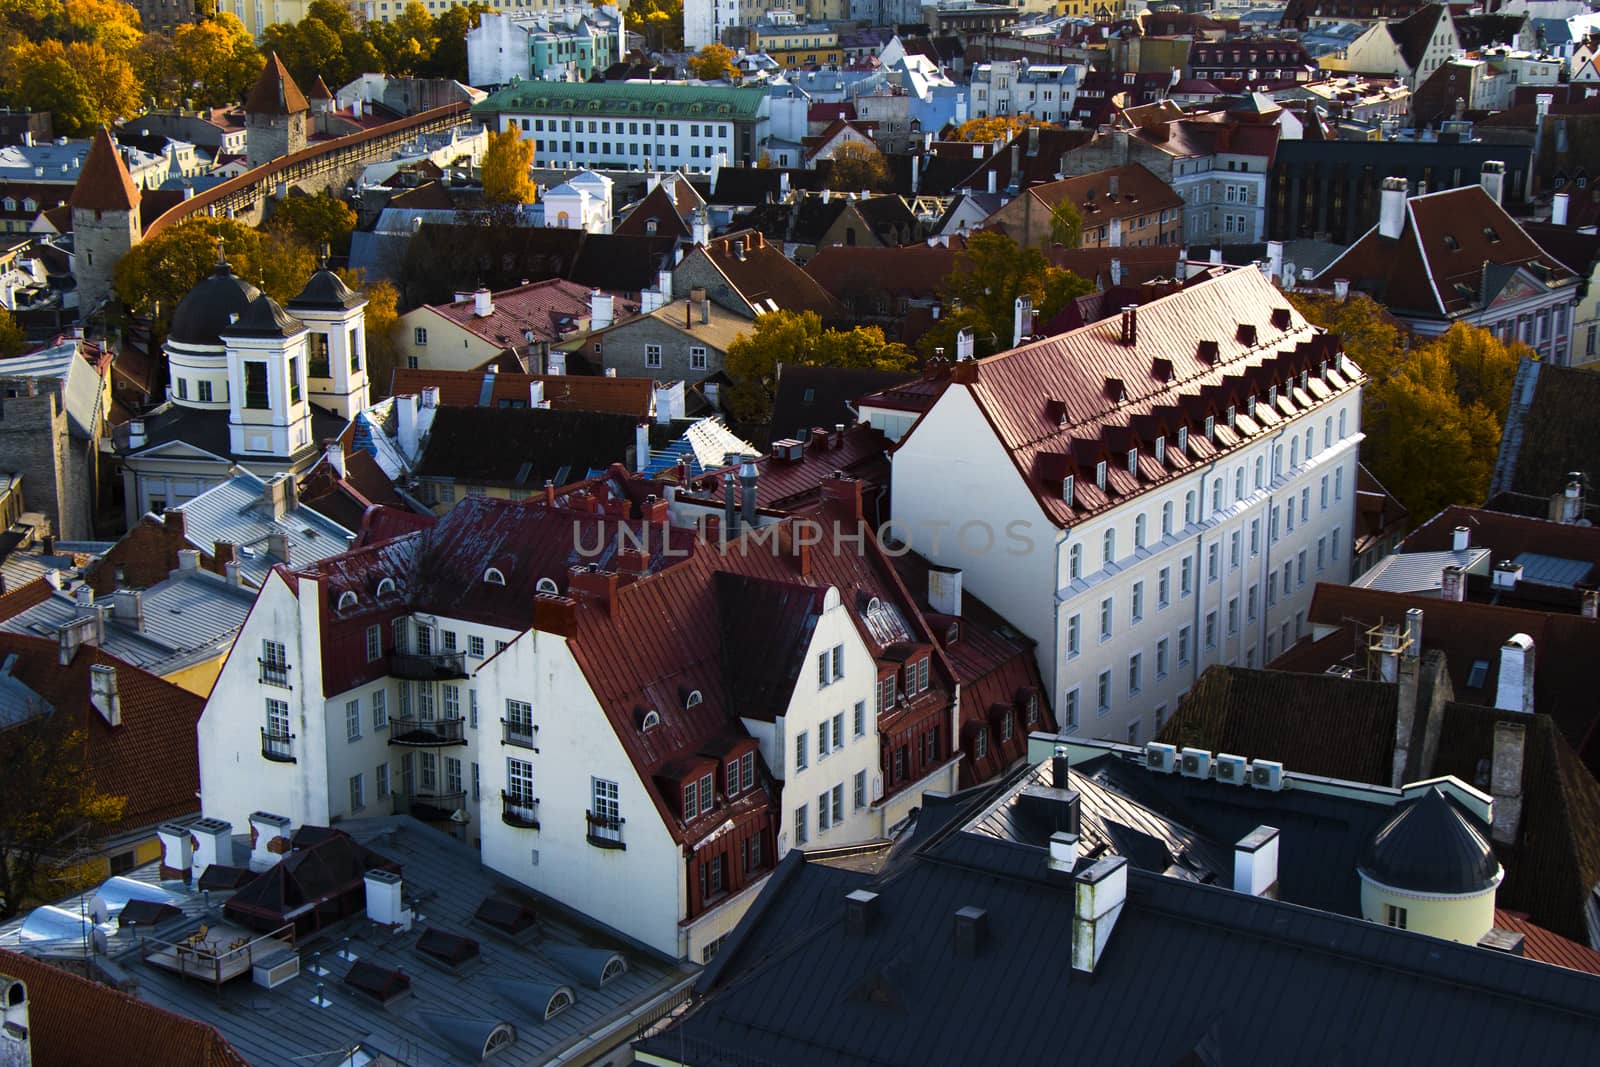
[1154,436,1166,464]
[1025,691,1039,726]
[338,591,358,610]
[1063,474,1075,506]
[727,751,754,796]
[1442,234,1459,251]
[1095,460,1107,490]
[685,689,703,708]
[1205,415,1216,440]
[376,577,397,596]
[975,727,988,759]
[536,576,558,594]
[640,709,661,731]
[1266,386,1276,407]
[484,567,507,586]
[1127,448,1138,475]
[1177,426,1188,454]
[683,771,714,819]
[1244,397,1254,420]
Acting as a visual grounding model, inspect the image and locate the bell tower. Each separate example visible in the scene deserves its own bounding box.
[287,268,370,420]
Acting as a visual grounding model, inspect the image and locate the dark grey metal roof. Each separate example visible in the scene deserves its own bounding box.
[220,294,305,339]
[167,262,261,346]
[1359,786,1501,894]
[287,268,365,312]
[643,820,1600,1066]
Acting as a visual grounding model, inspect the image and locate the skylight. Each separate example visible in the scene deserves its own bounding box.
[1467,659,1490,689]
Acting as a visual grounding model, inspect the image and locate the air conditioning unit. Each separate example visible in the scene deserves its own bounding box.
[253,949,300,990]
[1214,753,1248,785]
[1179,748,1211,779]
[1145,741,1178,774]
[1250,759,1285,791]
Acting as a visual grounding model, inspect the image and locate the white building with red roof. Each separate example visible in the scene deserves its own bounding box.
[891,267,1366,745]
[395,278,638,374]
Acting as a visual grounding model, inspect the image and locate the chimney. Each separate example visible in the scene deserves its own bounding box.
[691,285,709,324]
[952,906,988,958]
[1119,304,1138,346]
[911,151,921,194]
[268,531,291,563]
[1481,160,1506,205]
[1390,610,1425,787]
[263,472,295,520]
[111,589,144,631]
[1012,294,1032,348]
[176,549,201,572]
[1110,257,1123,287]
[691,210,709,246]
[157,822,193,880]
[590,289,614,331]
[473,288,494,317]
[1266,240,1283,284]
[844,889,879,935]
[928,566,962,616]
[1378,176,1407,239]
[1208,248,1223,265]
[1232,826,1280,897]
[987,169,997,195]
[1332,278,1350,302]
[189,818,232,882]
[74,584,94,610]
[420,385,439,409]
[1553,472,1584,523]
[89,663,120,726]
[1451,525,1470,552]
[739,459,758,526]
[324,442,345,479]
[1553,191,1570,227]
[1494,634,1535,714]
[722,471,738,534]
[1072,855,1128,973]
[1492,560,1523,589]
[1048,830,1080,876]
[820,474,863,520]
[568,563,619,615]
[248,811,293,871]
[1441,564,1466,602]
[164,506,187,537]
[1583,589,1599,618]
[397,393,420,458]
[1376,623,1403,683]
[364,869,412,929]
[1489,721,1526,845]
[732,239,745,261]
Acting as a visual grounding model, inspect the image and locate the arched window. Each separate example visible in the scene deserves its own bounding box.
[337,591,358,611]
[482,1023,516,1057]
[484,567,507,586]
[544,989,574,1020]
[376,577,396,596]
[599,954,628,984]
[685,690,703,708]
[535,577,559,594]
[640,710,661,731]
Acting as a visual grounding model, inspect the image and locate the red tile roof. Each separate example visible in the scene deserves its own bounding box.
[803,238,968,300]
[420,279,639,349]
[68,128,140,213]
[1015,164,1184,226]
[1494,910,1600,974]
[699,230,840,317]
[1318,186,1576,317]
[946,266,1359,526]
[614,175,704,238]
[0,950,247,1066]
[0,634,206,833]
[389,367,655,416]
[246,53,309,115]
[0,576,54,622]
[688,424,891,522]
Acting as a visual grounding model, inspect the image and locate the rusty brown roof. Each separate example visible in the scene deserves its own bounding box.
[246,53,309,116]
[67,128,140,213]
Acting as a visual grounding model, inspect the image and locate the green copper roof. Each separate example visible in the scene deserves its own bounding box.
[473,82,767,121]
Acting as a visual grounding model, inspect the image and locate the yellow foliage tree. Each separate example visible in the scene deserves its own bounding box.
[686,42,738,80]
[339,268,400,399]
[0,307,25,358]
[480,127,538,206]
[825,140,890,192]
[0,40,142,135]
[724,310,914,423]
[951,114,1038,142]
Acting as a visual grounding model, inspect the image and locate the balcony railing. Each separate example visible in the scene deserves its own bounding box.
[390,650,469,680]
[501,792,540,829]
[501,719,537,750]
[258,660,291,688]
[260,727,295,763]
[394,790,467,821]
[387,716,467,746]
[586,810,625,850]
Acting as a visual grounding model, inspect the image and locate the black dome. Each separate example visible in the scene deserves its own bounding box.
[1358,787,1500,894]
[287,268,364,311]
[222,294,304,339]
[168,262,262,346]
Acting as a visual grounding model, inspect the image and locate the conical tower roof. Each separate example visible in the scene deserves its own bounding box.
[307,75,333,102]
[1358,786,1501,895]
[247,53,310,116]
[69,127,140,213]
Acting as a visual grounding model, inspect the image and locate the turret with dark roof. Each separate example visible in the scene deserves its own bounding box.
[244,53,310,168]
[246,53,310,116]
[1360,786,1502,895]
[69,127,144,312]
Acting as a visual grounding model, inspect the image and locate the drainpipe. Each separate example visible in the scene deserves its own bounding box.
[1052,528,1068,730]
[1255,426,1290,661]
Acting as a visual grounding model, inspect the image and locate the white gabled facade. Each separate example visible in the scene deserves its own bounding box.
[891,269,1365,747]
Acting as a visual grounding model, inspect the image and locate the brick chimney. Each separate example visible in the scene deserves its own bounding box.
[1489,720,1526,846]
[533,593,577,636]
[568,563,619,615]
[820,473,863,520]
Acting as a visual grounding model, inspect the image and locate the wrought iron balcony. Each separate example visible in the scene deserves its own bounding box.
[501,719,537,750]
[387,716,467,746]
[395,790,467,822]
[586,810,625,850]
[258,659,292,688]
[260,727,295,763]
[501,792,540,829]
[390,650,469,680]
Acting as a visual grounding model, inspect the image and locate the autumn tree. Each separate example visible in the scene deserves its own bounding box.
[724,310,915,422]
[951,114,1037,142]
[481,127,538,207]
[686,42,738,80]
[114,216,317,337]
[0,40,142,135]
[0,706,127,919]
[630,0,684,51]
[1049,196,1082,249]
[825,140,890,192]
[338,268,400,399]
[266,191,358,255]
[919,230,1092,359]
[0,308,26,359]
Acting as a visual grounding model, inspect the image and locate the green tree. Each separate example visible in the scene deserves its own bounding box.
[481,127,537,206]
[686,42,738,80]
[113,216,317,337]
[1049,196,1082,249]
[0,706,127,919]
[424,3,491,80]
[0,307,26,358]
[919,230,1092,358]
[724,310,914,422]
[825,140,890,192]
[266,191,357,255]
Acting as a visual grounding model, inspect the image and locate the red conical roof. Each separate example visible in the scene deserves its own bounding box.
[308,75,333,101]
[68,127,141,213]
[246,53,310,116]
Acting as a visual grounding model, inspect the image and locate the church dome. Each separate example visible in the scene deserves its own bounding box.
[1358,787,1500,895]
[168,261,261,346]
[222,294,305,339]
[287,268,365,312]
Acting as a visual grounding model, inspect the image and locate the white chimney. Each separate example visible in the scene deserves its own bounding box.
[420,386,439,409]
[1266,240,1283,285]
[590,289,614,330]
[89,663,120,726]
[1452,525,1470,551]
[1378,176,1407,239]
[1441,563,1466,602]
[1493,633,1535,714]
[364,869,411,928]
[1110,257,1123,286]
[473,287,494,317]
[928,566,962,616]
[190,818,232,881]
[248,811,293,872]
[691,211,709,246]
[1012,295,1032,348]
[325,442,345,479]
[1481,160,1506,206]
[1493,560,1523,589]
[397,393,420,458]
[1208,248,1223,265]
[1332,278,1350,302]
[177,549,201,572]
[1048,830,1079,875]
[1553,191,1570,226]
[1072,855,1128,973]
[547,350,567,375]
[1489,721,1526,846]
[987,169,998,194]
[158,822,193,879]
[529,380,545,407]
[1232,826,1280,897]
[74,584,94,609]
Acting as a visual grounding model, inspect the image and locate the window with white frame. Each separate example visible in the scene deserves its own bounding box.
[1156,637,1169,678]
[376,763,390,799]
[795,730,809,771]
[1096,671,1112,717]
[690,346,708,370]
[1067,614,1080,657]
[469,634,485,658]
[854,701,866,736]
[372,689,388,729]
[1128,653,1142,695]
[1131,581,1144,623]
[1178,625,1192,665]
[366,625,381,662]
[443,684,460,721]
[265,698,290,739]
[350,773,365,811]
[1063,687,1079,729]
[507,757,535,806]
[1100,596,1113,640]
[645,343,662,368]
[794,804,809,845]
[346,699,361,741]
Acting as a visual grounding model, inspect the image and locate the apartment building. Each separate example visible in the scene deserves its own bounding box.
[891,267,1366,745]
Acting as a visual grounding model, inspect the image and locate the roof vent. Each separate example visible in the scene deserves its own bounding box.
[1151,357,1174,382]
[1103,377,1124,403]
[1196,339,1219,363]
[1236,323,1257,346]
[844,889,879,936]
[1270,307,1292,330]
[952,906,988,958]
